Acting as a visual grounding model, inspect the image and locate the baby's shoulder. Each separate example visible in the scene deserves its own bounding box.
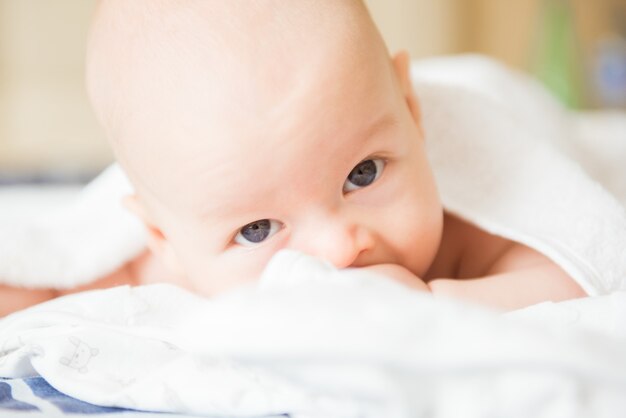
[427,212,515,280]
[0,284,58,317]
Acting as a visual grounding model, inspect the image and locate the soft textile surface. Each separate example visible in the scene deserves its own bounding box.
[0,165,145,289]
[1,251,626,418]
[412,56,626,295]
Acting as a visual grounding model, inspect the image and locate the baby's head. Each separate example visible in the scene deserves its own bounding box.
[86,0,443,295]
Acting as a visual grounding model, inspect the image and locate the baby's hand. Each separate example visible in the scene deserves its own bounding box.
[359,264,430,293]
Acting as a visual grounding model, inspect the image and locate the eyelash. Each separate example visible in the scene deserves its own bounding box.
[342,158,386,193]
[233,219,282,247]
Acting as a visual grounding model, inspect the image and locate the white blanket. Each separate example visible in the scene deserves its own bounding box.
[1,55,626,417]
[1,250,626,417]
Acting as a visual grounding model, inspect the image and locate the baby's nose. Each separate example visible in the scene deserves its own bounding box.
[296,217,375,269]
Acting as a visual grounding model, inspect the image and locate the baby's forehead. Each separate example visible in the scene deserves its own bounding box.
[89,1,389,130]
[90,1,396,211]
[127,60,397,217]
[157,112,397,226]
[122,50,392,193]
[130,69,397,223]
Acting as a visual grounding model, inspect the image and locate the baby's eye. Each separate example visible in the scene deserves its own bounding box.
[234,219,281,246]
[343,158,385,193]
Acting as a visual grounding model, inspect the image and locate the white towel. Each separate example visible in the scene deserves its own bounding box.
[0,164,146,289]
[0,55,625,294]
[411,55,626,296]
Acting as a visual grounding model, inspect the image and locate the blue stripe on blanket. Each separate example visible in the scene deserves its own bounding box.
[0,381,38,411]
[25,376,134,414]
[1,377,292,417]
[1,377,134,414]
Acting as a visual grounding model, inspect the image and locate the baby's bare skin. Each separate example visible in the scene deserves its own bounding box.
[0,0,586,317]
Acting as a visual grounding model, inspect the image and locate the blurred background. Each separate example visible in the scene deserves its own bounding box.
[0,0,625,183]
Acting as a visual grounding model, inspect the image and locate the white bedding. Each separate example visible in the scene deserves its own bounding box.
[1,251,626,418]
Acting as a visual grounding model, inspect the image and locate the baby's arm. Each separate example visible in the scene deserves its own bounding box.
[0,285,59,317]
[427,244,587,310]
[0,257,140,317]
[363,244,586,311]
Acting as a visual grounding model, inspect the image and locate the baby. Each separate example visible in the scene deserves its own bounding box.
[0,0,586,316]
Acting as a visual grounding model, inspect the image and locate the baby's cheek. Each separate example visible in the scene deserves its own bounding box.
[386,190,442,274]
[185,251,271,297]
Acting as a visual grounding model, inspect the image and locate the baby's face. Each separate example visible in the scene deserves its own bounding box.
[127,51,443,296]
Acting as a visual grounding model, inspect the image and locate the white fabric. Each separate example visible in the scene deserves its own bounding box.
[0,164,145,289]
[412,55,626,295]
[1,250,626,418]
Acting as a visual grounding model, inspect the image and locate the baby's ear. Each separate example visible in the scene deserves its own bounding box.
[391,51,421,128]
[122,195,185,278]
